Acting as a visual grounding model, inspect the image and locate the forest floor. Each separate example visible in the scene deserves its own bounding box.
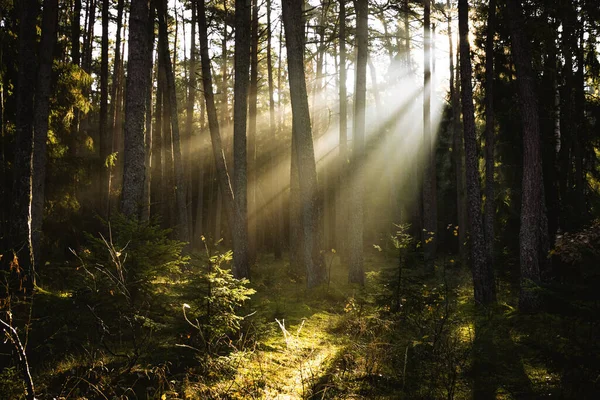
[5,246,599,399]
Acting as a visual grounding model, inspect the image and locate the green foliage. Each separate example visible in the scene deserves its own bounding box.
[0,367,25,400]
[72,214,188,364]
[180,242,255,353]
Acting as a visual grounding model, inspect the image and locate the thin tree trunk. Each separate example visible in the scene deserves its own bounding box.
[248,0,259,264]
[266,0,283,259]
[348,0,367,285]
[458,0,495,305]
[31,0,59,279]
[187,0,197,243]
[121,0,151,219]
[448,0,467,265]
[108,0,125,215]
[157,1,189,241]
[152,50,164,218]
[484,0,496,265]
[337,0,348,258]
[142,4,155,223]
[196,0,235,235]
[282,0,326,288]
[506,0,546,311]
[99,0,110,216]
[422,0,436,274]
[71,0,82,65]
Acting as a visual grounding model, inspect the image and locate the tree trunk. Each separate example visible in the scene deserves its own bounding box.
[247,0,259,264]
[266,0,283,259]
[458,0,495,305]
[121,0,151,219]
[348,0,367,285]
[337,0,348,259]
[422,0,436,274]
[99,0,110,216]
[197,0,235,236]
[108,0,125,215]
[10,0,39,288]
[506,0,546,311]
[282,0,326,288]
[142,4,155,223]
[31,0,59,279]
[157,0,190,241]
[449,1,467,266]
[484,0,496,266]
[71,0,82,65]
[232,0,251,278]
[187,0,197,243]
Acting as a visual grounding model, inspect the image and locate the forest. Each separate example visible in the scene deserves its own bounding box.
[1,0,599,398]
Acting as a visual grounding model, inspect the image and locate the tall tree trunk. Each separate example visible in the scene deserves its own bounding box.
[71,0,82,65]
[197,0,235,238]
[266,0,283,259]
[99,0,110,216]
[422,0,436,274]
[157,0,190,242]
[458,0,496,305]
[232,0,251,278]
[10,0,39,289]
[348,0,367,285]
[448,0,467,265]
[83,0,95,74]
[187,0,197,243]
[247,0,259,264]
[121,0,151,219]
[484,0,496,265]
[108,0,125,215]
[337,0,348,258]
[152,51,164,218]
[142,4,155,223]
[506,0,546,311]
[282,0,326,288]
[31,0,59,279]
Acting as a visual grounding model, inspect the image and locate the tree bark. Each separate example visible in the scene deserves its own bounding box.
[196,0,235,236]
[422,0,436,274]
[348,0,367,285]
[157,0,190,241]
[266,0,283,259]
[337,0,348,259]
[187,0,197,243]
[484,0,496,266]
[10,0,39,288]
[506,0,546,311]
[31,0,59,279]
[99,0,110,216]
[247,0,259,264]
[458,0,496,305]
[233,0,251,279]
[121,0,151,219]
[282,0,326,288]
[71,0,82,65]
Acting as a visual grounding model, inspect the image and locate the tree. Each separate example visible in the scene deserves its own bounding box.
[10,0,39,288]
[348,0,367,286]
[484,0,497,265]
[266,0,283,259]
[282,0,326,288]
[233,0,251,279]
[458,0,495,305]
[99,0,110,216]
[157,0,189,241]
[422,0,437,274]
[337,0,348,259]
[506,0,546,311]
[31,0,59,277]
[196,0,235,235]
[121,0,152,219]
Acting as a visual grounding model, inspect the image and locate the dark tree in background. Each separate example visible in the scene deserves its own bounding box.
[459,0,496,305]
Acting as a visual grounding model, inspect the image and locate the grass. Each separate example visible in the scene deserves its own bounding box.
[3,245,600,399]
